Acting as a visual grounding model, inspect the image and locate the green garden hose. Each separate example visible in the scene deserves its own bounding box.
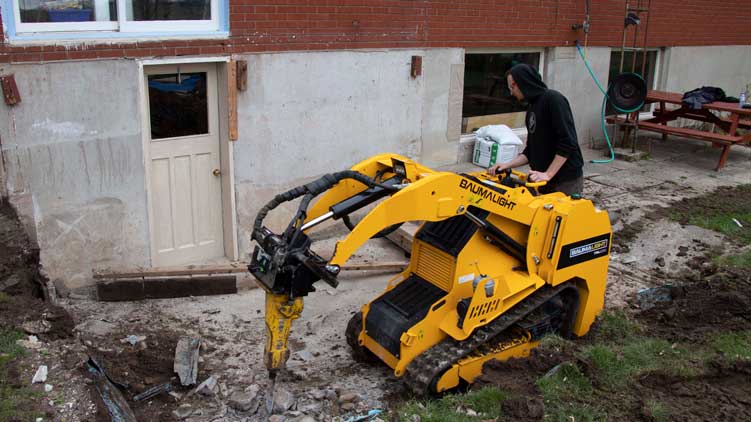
[576,41,644,163]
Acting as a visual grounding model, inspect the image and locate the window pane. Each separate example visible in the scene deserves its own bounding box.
[125,0,211,21]
[19,0,116,22]
[463,52,541,118]
[148,73,209,140]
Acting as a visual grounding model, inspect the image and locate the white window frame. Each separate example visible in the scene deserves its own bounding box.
[13,0,219,34]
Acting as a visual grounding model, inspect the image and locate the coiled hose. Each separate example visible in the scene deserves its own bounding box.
[575,41,644,164]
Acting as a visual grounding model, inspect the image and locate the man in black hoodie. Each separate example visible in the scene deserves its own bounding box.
[488,64,584,196]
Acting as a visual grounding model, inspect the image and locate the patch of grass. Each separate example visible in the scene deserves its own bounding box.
[714,250,751,269]
[538,334,577,355]
[711,331,751,360]
[0,328,25,358]
[591,310,642,345]
[582,334,708,391]
[582,344,629,389]
[536,363,592,402]
[536,364,604,421]
[463,386,508,415]
[396,387,508,421]
[688,212,751,245]
[1,329,42,422]
[645,400,670,422]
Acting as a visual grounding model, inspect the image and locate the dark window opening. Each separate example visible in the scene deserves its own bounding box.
[148,72,209,140]
[462,52,541,133]
[607,50,658,114]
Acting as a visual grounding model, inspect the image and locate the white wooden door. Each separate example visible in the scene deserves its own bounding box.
[144,64,224,266]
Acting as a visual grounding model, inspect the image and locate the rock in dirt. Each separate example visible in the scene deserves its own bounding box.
[298,402,322,414]
[273,387,296,413]
[290,416,316,422]
[195,376,217,396]
[22,320,51,335]
[17,335,42,350]
[228,390,259,412]
[341,402,356,411]
[173,404,193,419]
[32,365,48,383]
[44,384,53,392]
[338,392,360,404]
[268,416,285,422]
[74,319,117,337]
[636,285,674,310]
[120,335,146,346]
[174,337,201,386]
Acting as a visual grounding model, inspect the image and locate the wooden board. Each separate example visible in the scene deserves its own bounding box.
[386,221,421,253]
[228,59,238,141]
[462,112,525,134]
[93,261,408,280]
[97,276,238,302]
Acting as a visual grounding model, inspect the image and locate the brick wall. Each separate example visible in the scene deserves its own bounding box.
[2,0,751,63]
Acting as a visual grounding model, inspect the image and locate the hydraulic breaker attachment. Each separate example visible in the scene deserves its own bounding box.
[264,293,304,376]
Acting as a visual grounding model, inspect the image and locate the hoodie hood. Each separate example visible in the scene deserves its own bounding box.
[509,64,547,102]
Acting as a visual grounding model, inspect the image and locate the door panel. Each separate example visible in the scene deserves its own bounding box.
[145,64,224,266]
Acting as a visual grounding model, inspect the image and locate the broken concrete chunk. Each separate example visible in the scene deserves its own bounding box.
[22,320,52,335]
[74,319,117,337]
[17,335,42,350]
[173,404,193,420]
[296,350,314,362]
[273,387,296,413]
[338,392,360,404]
[636,285,674,310]
[325,391,338,402]
[228,390,259,412]
[120,335,146,346]
[32,365,48,383]
[174,337,201,386]
[195,376,217,396]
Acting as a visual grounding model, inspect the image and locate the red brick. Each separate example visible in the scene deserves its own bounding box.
[41,51,69,61]
[1,0,750,64]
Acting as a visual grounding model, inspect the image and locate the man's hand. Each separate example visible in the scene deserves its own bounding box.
[528,170,551,183]
[487,163,507,176]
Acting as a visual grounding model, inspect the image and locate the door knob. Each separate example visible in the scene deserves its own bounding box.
[212,168,221,176]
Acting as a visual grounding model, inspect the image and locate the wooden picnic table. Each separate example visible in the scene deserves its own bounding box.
[609,90,751,171]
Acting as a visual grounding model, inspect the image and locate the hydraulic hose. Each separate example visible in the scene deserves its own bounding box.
[252,170,398,240]
[575,41,643,164]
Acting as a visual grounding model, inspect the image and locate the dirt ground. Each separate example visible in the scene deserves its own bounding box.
[1,139,750,421]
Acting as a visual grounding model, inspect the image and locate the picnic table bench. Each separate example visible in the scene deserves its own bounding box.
[608,90,751,171]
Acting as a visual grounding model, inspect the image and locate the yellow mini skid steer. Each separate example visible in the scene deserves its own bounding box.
[249,153,611,395]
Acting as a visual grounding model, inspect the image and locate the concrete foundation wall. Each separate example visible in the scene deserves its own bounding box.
[661,46,751,96]
[544,46,611,148]
[232,48,464,255]
[0,60,149,292]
